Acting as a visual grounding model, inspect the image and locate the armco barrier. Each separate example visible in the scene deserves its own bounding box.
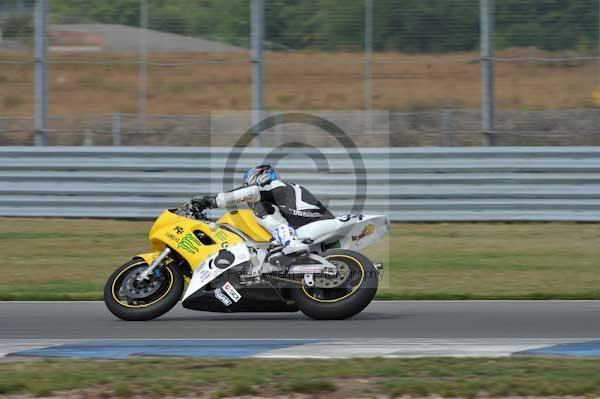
[1,147,599,221]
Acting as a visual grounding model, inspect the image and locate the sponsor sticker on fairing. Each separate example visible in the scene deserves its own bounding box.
[222,281,242,302]
[214,288,232,306]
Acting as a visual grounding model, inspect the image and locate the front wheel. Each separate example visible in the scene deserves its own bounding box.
[290,249,379,320]
[104,258,184,321]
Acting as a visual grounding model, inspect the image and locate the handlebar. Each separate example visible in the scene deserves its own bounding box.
[174,200,209,221]
[174,195,216,220]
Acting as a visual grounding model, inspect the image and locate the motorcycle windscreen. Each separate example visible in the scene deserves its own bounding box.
[182,244,251,301]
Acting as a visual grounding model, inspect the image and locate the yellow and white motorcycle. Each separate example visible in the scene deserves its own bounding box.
[104,200,389,321]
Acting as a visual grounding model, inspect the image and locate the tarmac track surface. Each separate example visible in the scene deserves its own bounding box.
[2,301,599,340]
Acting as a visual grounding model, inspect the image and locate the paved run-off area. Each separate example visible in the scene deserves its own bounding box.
[2,301,600,358]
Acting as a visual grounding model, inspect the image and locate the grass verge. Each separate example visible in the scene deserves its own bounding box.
[2,357,600,398]
[1,218,599,300]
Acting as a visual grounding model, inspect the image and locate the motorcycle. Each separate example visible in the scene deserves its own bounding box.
[104,200,390,321]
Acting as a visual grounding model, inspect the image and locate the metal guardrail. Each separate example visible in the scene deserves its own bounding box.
[1,146,600,221]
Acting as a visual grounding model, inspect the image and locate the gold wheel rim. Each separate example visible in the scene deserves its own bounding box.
[301,254,365,303]
[111,261,175,308]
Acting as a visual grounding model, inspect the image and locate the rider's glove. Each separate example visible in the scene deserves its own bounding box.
[191,195,217,210]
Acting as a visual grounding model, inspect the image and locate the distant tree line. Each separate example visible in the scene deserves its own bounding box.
[36,0,600,52]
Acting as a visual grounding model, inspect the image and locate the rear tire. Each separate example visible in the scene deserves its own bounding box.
[104,258,184,321]
[290,249,378,320]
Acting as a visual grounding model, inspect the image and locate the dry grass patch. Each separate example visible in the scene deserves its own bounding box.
[1,49,598,117]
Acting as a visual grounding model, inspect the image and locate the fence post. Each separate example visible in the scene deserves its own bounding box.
[251,0,265,146]
[139,0,148,134]
[364,0,373,134]
[441,108,454,146]
[480,0,496,146]
[34,0,48,146]
[597,0,600,85]
[274,113,284,147]
[112,113,121,146]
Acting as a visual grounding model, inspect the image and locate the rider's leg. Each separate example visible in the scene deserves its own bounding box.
[253,201,308,254]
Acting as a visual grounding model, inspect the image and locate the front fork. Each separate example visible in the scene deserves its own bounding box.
[136,247,171,281]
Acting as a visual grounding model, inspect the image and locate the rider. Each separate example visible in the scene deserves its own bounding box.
[192,165,334,254]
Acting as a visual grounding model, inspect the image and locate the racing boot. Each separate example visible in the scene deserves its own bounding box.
[273,224,309,255]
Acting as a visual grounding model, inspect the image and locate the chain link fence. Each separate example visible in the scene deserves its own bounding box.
[1,0,600,146]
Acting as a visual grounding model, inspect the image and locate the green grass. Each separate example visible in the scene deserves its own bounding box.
[2,357,600,398]
[0,218,599,300]
[284,379,337,394]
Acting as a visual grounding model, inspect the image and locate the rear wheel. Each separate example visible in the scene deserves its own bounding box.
[104,258,184,321]
[290,249,378,320]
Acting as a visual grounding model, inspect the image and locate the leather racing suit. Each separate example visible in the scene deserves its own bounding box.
[209,180,334,253]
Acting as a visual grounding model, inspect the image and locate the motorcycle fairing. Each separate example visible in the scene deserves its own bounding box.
[339,215,390,251]
[181,279,298,313]
[182,243,251,302]
[148,210,244,270]
[217,210,272,242]
[220,209,391,253]
[296,214,390,251]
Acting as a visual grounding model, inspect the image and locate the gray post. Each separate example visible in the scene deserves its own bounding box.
[275,113,284,147]
[34,0,48,146]
[251,0,264,146]
[441,109,454,146]
[480,0,496,146]
[364,0,373,134]
[139,0,148,133]
[112,112,121,146]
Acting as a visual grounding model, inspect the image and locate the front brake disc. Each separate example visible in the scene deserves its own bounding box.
[121,266,164,299]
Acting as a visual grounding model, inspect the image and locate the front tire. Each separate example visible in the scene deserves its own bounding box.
[290,249,378,320]
[104,258,184,321]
